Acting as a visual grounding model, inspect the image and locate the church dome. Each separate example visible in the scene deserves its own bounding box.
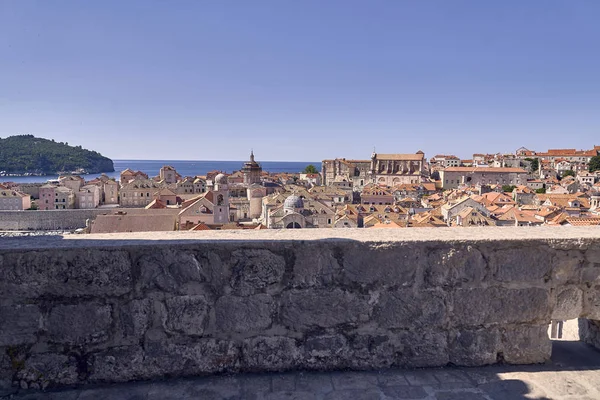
[284,195,304,212]
[214,173,228,184]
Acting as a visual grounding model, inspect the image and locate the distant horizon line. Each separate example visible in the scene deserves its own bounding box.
[112,159,321,163]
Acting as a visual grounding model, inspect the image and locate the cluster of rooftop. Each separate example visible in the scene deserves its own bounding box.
[1,145,599,231]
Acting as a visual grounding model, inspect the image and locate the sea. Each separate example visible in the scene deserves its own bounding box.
[1,160,321,184]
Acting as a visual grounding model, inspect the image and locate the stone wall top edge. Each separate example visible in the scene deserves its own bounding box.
[0,226,598,251]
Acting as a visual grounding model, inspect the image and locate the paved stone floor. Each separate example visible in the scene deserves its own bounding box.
[2,341,600,400]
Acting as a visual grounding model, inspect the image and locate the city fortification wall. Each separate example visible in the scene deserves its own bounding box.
[0,210,108,231]
[1,227,599,391]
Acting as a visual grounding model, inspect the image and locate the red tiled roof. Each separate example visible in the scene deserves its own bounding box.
[566,217,600,226]
[189,222,212,231]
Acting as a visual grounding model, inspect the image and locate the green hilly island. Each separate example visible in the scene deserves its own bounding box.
[0,135,114,175]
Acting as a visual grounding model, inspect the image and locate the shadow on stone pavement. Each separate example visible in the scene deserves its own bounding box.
[3,341,600,400]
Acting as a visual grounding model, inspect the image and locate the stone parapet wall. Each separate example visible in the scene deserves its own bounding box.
[0,228,599,390]
[0,210,108,230]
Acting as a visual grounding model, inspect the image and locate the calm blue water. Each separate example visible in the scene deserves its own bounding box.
[2,160,321,184]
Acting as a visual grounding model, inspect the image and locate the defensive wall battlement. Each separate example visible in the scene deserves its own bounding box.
[0,210,107,231]
[1,227,599,390]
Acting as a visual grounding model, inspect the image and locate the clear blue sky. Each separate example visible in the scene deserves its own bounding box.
[1,1,599,161]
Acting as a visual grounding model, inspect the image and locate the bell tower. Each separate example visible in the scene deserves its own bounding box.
[212,174,230,224]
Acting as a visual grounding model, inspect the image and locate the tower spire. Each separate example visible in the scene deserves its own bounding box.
[250,149,255,162]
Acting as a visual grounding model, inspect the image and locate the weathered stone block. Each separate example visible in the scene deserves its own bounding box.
[137,250,206,293]
[341,243,420,287]
[164,295,209,336]
[292,246,339,288]
[553,250,585,284]
[579,319,600,350]
[350,331,448,370]
[583,286,600,319]
[119,298,152,339]
[304,334,350,369]
[241,336,300,371]
[424,245,486,287]
[585,247,600,264]
[215,294,273,334]
[453,288,550,326]
[88,346,147,382]
[449,328,500,366]
[490,246,552,283]
[0,349,13,397]
[349,334,405,369]
[398,330,449,368]
[0,250,131,298]
[230,249,286,295]
[581,268,600,285]
[144,339,239,377]
[47,303,112,345]
[0,304,41,346]
[552,286,583,320]
[196,251,230,295]
[280,289,371,330]
[375,289,446,329]
[501,325,551,364]
[16,353,79,387]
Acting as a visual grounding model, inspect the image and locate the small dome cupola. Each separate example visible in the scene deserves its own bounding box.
[284,195,304,213]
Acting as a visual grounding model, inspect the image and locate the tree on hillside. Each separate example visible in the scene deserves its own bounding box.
[0,135,114,174]
[524,158,539,173]
[589,155,600,173]
[303,164,318,174]
[562,170,575,178]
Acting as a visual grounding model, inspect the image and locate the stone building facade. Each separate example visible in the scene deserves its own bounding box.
[241,151,262,185]
[0,189,31,210]
[178,174,231,228]
[321,159,371,188]
[119,178,164,207]
[322,151,427,189]
[76,185,100,209]
[38,184,56,211]
[15,183,43,200]
[159,165,177,185]
[120,169,148,184]
[58,175,84,193]
[370,152,426,186]
[176,177,195,194]
[103,180,119,205]
[261,193,336,229]
[54,186,76,210]
[439,167,530,190]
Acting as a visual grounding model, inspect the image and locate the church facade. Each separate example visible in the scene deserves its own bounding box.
[322,151,427,189]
